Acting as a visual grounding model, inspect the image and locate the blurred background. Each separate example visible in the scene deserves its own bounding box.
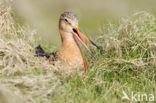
[1,0,156,47]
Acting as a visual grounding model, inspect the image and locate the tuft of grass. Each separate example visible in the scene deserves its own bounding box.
[0,4,156,103]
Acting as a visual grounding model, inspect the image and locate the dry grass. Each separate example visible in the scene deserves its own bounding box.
[0,6,50,76]
[0,4,75,103]
[0,3,156,103]
[96,11,156,68]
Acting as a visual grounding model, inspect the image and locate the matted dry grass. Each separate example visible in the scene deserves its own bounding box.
[0,4,76,103]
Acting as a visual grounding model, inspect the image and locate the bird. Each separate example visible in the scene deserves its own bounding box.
[35,12,100,71]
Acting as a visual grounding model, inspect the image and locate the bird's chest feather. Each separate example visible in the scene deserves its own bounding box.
[58,39,85,68]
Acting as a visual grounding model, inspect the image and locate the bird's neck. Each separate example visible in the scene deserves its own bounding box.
[58,30,89,70]
[61,33,81,53]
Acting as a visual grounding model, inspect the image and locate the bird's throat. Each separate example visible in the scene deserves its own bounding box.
[58,32,85,67]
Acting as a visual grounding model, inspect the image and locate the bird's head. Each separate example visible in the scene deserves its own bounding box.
[59,12,100,57]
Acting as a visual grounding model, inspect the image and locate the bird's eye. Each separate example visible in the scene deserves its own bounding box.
[64,19,68,23]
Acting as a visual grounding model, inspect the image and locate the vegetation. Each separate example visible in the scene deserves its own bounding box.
[0,4,156,103]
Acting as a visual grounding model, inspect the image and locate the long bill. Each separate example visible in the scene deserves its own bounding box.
[72,26,99,57]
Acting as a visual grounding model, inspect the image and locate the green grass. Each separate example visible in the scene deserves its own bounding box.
[0,5,156,103]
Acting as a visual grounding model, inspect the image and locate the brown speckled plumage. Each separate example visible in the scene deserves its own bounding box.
[60,12,77,20]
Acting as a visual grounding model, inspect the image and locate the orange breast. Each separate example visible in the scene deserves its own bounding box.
[57,38,89,70]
